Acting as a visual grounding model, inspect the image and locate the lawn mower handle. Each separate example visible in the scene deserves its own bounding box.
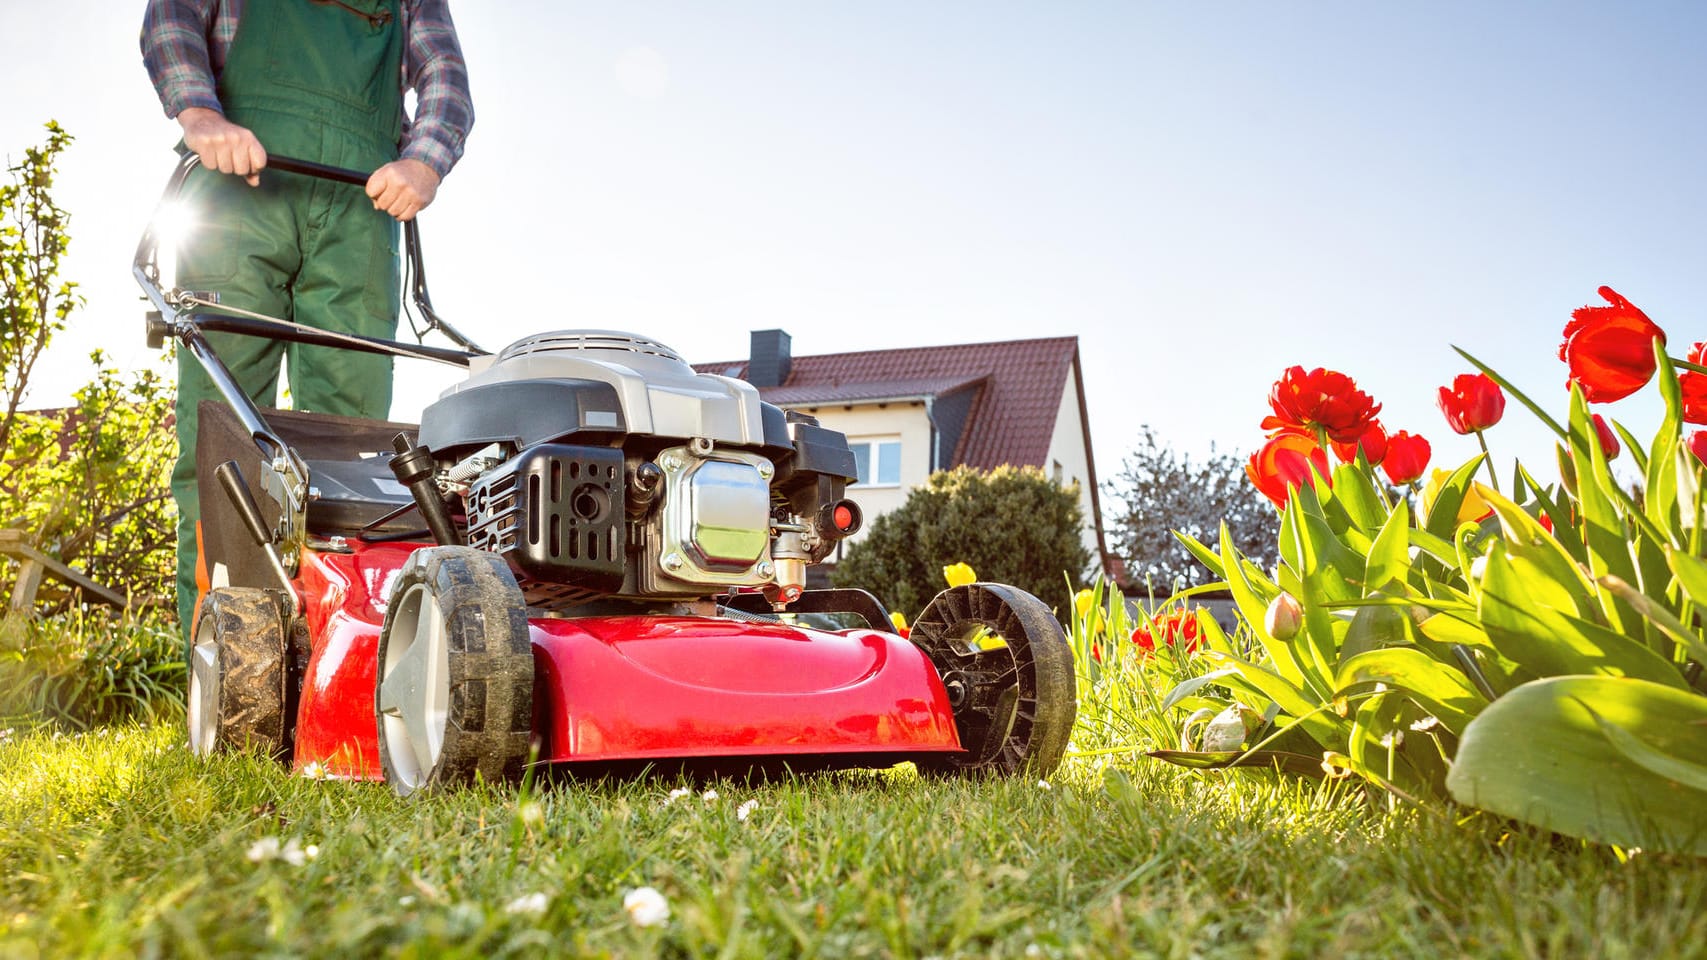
[250,154,485,357]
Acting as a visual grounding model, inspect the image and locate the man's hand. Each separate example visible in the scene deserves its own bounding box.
[365,159,440,222]
[177,107,267,186]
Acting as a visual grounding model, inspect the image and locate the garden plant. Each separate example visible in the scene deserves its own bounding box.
[1083,285,1707,855]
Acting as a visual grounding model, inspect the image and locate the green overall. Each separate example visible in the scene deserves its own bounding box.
[171,0,404,635]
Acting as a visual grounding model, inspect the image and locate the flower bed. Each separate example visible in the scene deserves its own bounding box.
[1080,286,1707,855]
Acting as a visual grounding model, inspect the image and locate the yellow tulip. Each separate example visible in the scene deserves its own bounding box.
[1074,589,1097,618]
[942,562,977,588]
[1420,467,1494,525]
[889,611,909,633]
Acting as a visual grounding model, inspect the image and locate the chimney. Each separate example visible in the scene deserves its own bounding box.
[748,329,792,388]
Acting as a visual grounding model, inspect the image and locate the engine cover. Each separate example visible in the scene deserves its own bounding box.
[638,444,776,593]
[465,444,626,603]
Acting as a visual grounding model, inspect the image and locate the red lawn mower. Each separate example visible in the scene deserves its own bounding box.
[134,155,1076,795]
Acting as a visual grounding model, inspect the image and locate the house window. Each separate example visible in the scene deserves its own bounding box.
[850,438,902,487]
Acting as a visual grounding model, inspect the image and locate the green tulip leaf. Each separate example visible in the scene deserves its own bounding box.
[1174,531,1227,581]
[1613,419,1650,475]
[1334,646,1488,734]
[1424,455,1487,542]
[1447,676,1707,855]
[1517,465,1585,561]
[1601,567,1707,666]
[1479,484,1595,607]
[1218,522,1307,689]
[1159,668,1239,713]
[1364,499,1411,593]
[1479,551,1684,687]
[1347,691,1404,781]
[1574,696,1707,791]
[1340,600,1411,664]
[1331,460,1386,535]
[1409,527,1462,570]
[1646,337,1683,534]
[1201,649,1347,747]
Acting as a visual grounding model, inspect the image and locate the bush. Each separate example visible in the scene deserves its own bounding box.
[0,610,184,730]
[831,465,1091,616]
[1,356,177,613]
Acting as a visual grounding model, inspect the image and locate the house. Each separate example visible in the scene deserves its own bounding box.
[693,330,1111,577]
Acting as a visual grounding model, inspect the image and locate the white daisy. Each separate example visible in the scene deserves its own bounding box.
[623,886,670,927]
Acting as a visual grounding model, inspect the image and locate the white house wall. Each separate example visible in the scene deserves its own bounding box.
[1043,367,1102,566]
[790,400,934,546]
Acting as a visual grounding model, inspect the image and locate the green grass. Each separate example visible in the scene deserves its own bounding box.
[3,725,1706,958]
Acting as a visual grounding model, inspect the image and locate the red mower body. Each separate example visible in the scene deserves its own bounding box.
[288,542,963,779]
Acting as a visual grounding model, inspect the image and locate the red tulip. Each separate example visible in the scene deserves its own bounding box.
[1591,413,1620,460]
[1689,430,1707,466]
[1558,286,1666,403]
[1331,420,1388,466]
[1679,342,1707,425]
[1132,611,1201,656]
[1247,431,1331,507]
[1263,366,1382,443]
[1437,373,1506,435]
[1381,430,1432,485]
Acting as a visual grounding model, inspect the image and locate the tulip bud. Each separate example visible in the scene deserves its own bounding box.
[1200,704,1258,752]
[1264,593,1303,640]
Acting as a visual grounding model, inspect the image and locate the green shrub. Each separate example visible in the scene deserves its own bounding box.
[0,610,183,731]
[831,465,1091,616]
[1,123,176,617]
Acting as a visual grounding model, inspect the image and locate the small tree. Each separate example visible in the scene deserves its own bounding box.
[1103,426,1278,592]
[1,122,77,453]
[831,465,1091,616]
[0,123,177,613]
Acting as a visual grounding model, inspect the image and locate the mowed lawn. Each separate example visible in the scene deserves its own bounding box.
[3,725,1705,958]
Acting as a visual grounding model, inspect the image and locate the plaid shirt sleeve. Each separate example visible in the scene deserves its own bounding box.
[139,0,226,119]
[401,0,475,179]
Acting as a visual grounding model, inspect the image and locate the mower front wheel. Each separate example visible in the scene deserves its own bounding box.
[375,546,535,796]
[188,587,292,761]
[909,582,1077,778]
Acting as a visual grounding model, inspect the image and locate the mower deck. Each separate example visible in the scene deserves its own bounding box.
[288,542,963,779]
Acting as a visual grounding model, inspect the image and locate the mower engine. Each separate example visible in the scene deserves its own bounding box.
[413,331,862,609]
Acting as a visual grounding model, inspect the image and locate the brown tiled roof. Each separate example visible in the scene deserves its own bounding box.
[752,374,987,407]
[694,336,1078,470]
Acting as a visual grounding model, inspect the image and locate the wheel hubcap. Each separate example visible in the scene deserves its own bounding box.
[378,583,450,791]
[188,620,220,756]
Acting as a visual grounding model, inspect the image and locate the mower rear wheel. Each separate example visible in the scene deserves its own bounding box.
[909,582,1076,778]
[188,587,291,761]
[375,546,535,796]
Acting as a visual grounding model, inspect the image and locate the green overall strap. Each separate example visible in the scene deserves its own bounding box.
[217,0,405,171]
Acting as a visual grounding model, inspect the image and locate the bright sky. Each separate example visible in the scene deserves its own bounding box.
[5,2,1705,493]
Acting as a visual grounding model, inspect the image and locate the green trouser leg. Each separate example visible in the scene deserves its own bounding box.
[171,164,398,638]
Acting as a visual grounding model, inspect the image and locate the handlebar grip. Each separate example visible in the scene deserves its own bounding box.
[265,154,370,187]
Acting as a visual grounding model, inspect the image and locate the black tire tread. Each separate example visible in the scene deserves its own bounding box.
[910,582,1077,778]
[197,587,290,761]
[376,546,534,795]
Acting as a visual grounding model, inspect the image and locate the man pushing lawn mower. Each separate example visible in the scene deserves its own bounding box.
[140,0,474,638]
[132,6,1076,796]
